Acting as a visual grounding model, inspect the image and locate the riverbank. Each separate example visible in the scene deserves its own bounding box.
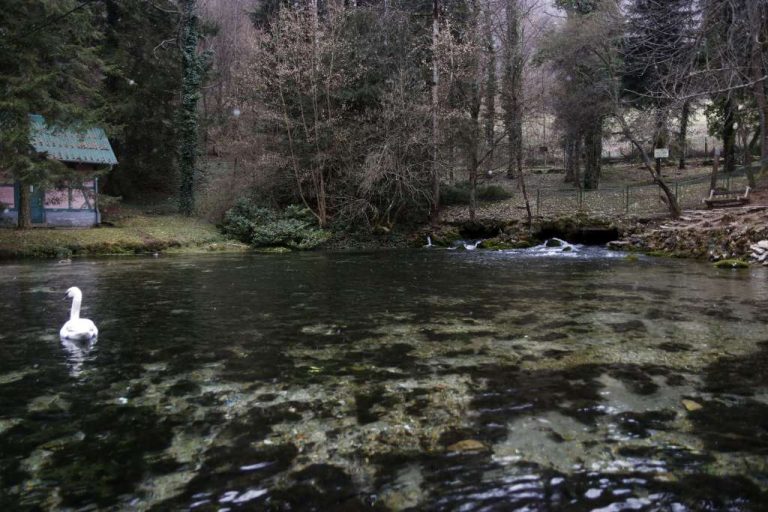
[610,204,768,264]
[3,178,766,261]
[432,175,768,265]
[0,212,246,260]
[604,181,768,263]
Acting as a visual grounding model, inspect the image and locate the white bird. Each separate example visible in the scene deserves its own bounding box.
[425,236,433,248]
[60,287,98,341]
[464,240,482,250]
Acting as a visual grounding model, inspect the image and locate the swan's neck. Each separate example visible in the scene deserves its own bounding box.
[70,296,82,321]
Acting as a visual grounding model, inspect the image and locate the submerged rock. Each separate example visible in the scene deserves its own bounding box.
[545,238,563,248]
[682,399,703,412]
[446,439,488,453]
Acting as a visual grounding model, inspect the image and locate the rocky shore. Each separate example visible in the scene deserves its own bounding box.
[609,205,768,265]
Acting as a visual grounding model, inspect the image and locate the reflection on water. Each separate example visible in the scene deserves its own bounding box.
[60,337,97,378]
[0,249,767,510]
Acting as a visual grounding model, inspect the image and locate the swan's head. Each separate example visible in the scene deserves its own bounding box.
[65,287,83,300]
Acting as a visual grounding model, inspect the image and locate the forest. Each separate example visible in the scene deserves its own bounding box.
[1,0,766,236]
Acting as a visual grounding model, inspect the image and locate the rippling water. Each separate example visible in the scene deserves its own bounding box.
[1,248,767,511]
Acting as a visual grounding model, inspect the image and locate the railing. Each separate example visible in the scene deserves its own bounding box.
[479,164,757,219]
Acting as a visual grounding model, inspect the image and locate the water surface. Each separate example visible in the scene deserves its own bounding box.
[1,248,767,510]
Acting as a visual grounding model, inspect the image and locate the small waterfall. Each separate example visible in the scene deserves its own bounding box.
[530,238,578,255]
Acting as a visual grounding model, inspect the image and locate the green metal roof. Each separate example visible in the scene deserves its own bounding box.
[29,114,118,165]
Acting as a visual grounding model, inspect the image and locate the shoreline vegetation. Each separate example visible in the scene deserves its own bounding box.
[1,173,766,262]
[2,204,766,265]
[0,208,247,260]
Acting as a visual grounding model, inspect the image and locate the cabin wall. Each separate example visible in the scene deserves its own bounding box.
[0,183,17,227]
[0,179,100,227]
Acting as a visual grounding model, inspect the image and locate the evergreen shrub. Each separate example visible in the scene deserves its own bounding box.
[222,200,330,250]
[440,182,512,206]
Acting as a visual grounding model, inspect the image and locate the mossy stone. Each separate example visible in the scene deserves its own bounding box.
[713,259,749,269]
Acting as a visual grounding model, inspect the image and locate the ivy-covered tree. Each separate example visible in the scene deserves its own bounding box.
[178,0,208,216]
[0,0,103,228]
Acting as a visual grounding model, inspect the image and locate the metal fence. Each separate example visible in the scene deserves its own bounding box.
[530,170,752,218]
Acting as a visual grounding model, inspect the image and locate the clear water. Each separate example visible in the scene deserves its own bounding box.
[1,248,767,511]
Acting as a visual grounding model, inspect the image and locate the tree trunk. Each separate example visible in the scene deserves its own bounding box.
[653,107,668,179]
[575,137,582,187]
[748,1,768,175]
[468,3,485,221]
[678,100,690,169]
[430,0,440,226]
[316,169,327,227]
[755,81,768,175]
[739,125,757,188]
[743,131,752,168]
[564,140,576,183]
[519,163,532,226]
[617,115,680,218]
[483,8,496,172]
[564,135,581,186]
[583,122,602,190]
[710,148,720,191]
[17,183,31,229]
[178,0,202,216]
[722,97,736,174]
[468,122,479,221]
[503,0,523,181]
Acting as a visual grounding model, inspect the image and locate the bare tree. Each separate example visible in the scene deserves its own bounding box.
[430,0,441,225]
[501,0,523,181]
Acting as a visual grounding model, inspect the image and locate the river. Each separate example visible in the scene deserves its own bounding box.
[1,247,767,510]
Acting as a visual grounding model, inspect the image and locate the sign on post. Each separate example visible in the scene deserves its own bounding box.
[654,148,669,159]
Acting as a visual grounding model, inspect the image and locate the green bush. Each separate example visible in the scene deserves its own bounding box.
[440,182,512,206]
[478,185,512,202]
[222,200,330,250]
[441,182,471,206]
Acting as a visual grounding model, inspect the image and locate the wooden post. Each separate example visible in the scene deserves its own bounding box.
[710,147,720,191]
[625,185,630,214]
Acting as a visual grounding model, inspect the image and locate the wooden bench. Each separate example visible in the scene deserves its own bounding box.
[703,186,751,208]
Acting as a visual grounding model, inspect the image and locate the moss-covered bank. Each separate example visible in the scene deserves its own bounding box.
[0,213,246,260]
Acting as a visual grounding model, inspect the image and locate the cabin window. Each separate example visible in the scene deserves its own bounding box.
[0,185,14,209]
[70,182,96,210]
[45,186,70,209]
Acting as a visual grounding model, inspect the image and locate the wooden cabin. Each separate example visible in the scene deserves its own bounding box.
[0,115,117,227]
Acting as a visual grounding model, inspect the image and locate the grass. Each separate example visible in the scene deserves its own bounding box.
[0,208,246,259]
[443,159,757,223]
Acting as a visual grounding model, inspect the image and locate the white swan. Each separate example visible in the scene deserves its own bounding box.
[464,240,482,250]
[60,287,98,341]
